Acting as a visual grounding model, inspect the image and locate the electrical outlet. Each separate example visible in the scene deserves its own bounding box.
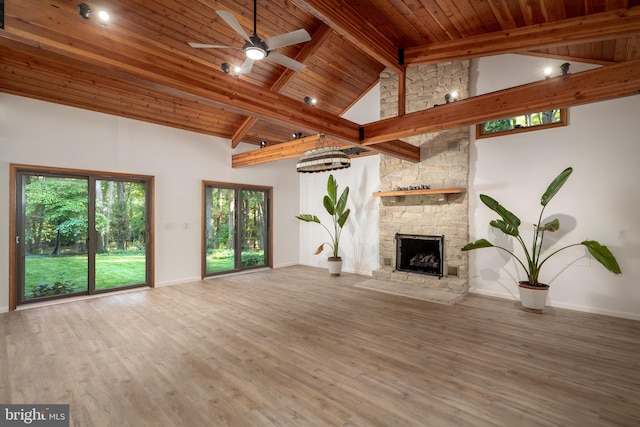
[618,230,627,240]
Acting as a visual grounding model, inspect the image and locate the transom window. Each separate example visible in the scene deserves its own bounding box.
[476,108,568,139]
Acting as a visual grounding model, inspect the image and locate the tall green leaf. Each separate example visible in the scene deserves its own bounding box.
[295,214,320,223]
[582,240,622,274]
[336,187,349,215]
[480,194,521,229]
[538,218,560,232]
[541,167,573,206]
[462,239,494,251]
[337,209,350,228]
[327,174,337,204]
[489,219,519,237]
[323,195,335,215]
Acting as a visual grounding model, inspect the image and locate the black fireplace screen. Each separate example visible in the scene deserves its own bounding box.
[395,233,444,278]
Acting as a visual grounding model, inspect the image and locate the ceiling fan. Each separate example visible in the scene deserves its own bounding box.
[189,0,311,74]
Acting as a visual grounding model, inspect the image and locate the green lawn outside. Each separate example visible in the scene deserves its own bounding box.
[206,249,265,274]
[24,249,264,299]
[25,253,146,298]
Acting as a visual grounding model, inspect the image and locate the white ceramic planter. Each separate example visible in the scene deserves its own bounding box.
[327,258,343,276]
[518,282,549,313]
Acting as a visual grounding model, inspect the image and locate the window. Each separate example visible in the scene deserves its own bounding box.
[10,165,153,309]
[202,182,271,276]
[476,108,568,139]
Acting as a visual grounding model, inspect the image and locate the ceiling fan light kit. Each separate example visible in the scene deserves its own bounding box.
[245,46,266,60]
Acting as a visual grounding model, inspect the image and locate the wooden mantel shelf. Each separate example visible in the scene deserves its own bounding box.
[372,187,463,197]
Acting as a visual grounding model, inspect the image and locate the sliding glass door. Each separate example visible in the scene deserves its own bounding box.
[14,169,152,305]
[203,183,271,276]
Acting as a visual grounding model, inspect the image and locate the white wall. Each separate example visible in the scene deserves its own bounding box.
[469,55,640,320]
[0,93,300,312]
[297,84,381,275]
[298,157,380,275]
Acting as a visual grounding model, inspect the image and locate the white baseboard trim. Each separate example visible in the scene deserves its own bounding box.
[0,306,8,314]
[155,276,201,287]
[273,262,299,269]
[469,288,640,321]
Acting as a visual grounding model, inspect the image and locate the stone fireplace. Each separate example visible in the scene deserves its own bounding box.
[372,61,470,294]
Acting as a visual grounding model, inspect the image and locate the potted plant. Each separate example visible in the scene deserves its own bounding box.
[462,167,621,312]
[296,174,350,276]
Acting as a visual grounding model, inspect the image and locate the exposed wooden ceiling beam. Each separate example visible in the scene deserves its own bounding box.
[230,24,334,148]
[296,0,403,74]
[362,59,640,144]
[232,135,419,168]
[404,7,640,66]
[233,135,351,168]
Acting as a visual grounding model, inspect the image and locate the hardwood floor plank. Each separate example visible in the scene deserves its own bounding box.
[1,266,638,426]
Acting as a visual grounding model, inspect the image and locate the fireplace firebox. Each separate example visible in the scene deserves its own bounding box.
[395,233,444,278]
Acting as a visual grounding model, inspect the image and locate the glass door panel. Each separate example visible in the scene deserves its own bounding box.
[205,187,236,274]
[95,180,148,290]
[20,175,89,302]
[240,189,267,268]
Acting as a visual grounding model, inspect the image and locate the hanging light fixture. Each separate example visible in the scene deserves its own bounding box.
[296,133,351,173]
[78,3,92,19]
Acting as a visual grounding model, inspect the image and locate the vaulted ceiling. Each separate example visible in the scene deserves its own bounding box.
[1,0,640,166]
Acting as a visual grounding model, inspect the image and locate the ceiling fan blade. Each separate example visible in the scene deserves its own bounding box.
[216,10,253,44]
[264,29,311,51]
[188,43,240,49]
[266,52,306,72]
[239,58,255,74]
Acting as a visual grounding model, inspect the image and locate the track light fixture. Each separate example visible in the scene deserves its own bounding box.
[260,141,267,148]
[543,63,570,79]
[292,132,303,140]
[78,3,91,19]
[444,91,458,104]
[220,62,241,77]
[303,96,317,106]
[78,3,110,23]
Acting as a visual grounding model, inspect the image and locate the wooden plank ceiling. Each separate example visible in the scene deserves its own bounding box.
[1,0,640,166]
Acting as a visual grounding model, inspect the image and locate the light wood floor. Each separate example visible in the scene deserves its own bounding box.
[1,266,639,426]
